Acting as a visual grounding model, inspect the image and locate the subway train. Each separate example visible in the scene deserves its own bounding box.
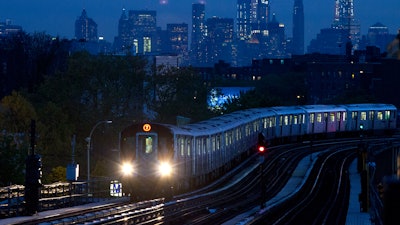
[118,104,397,199]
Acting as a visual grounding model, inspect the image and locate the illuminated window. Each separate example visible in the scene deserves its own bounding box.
[284,115,289,125]
[293,115,298,124]
[330,113,335,122]
[216,136,220,151]
[336,112,341,121]
[369,111,374,120]
[187,140,191,156]
[317,113,322,123]
[145,136,153,154]
[361,112,367,120]
[343,112,347,121]
[133,39,139,54]
[310,113,315,123]
[180,138,184,156]
[352,112,358,119]
[385,111,391,120]
[245,124,251,136]
[143,37,151,53]
[352,73,355,79]
[377,112,383,120]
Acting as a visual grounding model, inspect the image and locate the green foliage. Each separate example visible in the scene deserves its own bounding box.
[146,66,212,124]
[0,134,27,185]
[0,91,37,134]
[45,166,67,183]
[29,52,148,179]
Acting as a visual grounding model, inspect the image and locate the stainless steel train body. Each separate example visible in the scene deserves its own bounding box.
[119,104,397,198]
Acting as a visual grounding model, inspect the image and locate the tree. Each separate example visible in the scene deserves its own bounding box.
[0,91,37,185]
[0,134,26,185]
[146,66,211,124]
[31,52,148,179]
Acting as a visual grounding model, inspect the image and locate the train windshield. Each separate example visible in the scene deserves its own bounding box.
[137,134,157,156]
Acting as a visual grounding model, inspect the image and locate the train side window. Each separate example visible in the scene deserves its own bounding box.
[293,115,298,124]
[310,113,315,123]
[343,112,347,121]
[369,111,374,120]
[352,112,358,119]
[317,113,322,123]
[179,138,185,156]
[279,116,283,126]
[336,112,341,122]
[284,115,289,125]
[216,135,220,150]
[330,113,335,122]
[187,139,191,156]
[377,111,383,120]
[385,111,391,120]
[197,139,201,155]
[360,111,367,120]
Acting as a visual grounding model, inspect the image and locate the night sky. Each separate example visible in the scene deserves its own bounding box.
[1,0,399,47]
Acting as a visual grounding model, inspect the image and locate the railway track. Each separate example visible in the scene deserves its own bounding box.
[251,148,355,225]
[9,137,396,225]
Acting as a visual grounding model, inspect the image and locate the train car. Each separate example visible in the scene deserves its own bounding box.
[301,105,348,137]
[270,106,307,142]
[118,104,397,199]
[343,104,397,134]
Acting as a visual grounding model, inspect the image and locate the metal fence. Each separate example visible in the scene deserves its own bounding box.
[0,178,123,218]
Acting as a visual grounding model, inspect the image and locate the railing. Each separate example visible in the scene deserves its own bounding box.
[0,178,124,218]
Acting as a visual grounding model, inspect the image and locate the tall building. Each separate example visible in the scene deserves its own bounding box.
[166,23,189,65]
[366,23,392,53]
[308,0,360,54]
[205,17,234,66]
[292,0,304,55]
[332,0,360,50]
[75,9,98,42]
[191,3,206,66]
[237,0,270,40]
[114,9,157,55]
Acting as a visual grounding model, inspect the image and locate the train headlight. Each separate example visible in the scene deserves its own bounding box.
[121,162,134,176]
[158,162,172,177]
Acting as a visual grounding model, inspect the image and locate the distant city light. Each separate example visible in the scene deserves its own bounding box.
[98,36,104,40]
[160,0,168,5]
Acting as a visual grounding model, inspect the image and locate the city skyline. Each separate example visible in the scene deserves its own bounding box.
[1,0,399,47]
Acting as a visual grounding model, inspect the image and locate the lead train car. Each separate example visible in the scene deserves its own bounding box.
[119,104,397,199]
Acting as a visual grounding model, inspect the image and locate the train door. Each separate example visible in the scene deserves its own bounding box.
[136,132,158,175]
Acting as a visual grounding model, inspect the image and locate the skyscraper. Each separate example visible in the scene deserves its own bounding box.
[75,9,98,42]
[308,0,360,54]
[332,0,360,50]
[237,0,270,40]
[292,0,304,55]
[191,3,206,66]
[205,17,234,66]
[114,9,157,55]
[166,23,188,57]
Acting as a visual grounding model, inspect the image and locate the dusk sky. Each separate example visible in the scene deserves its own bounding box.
[1,0,400,47]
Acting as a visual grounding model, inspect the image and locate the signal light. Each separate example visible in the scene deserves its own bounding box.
[258,145,266,152]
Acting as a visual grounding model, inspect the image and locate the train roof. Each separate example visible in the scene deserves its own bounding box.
[299,105,347,113]
[175,107,276,136]
[270,106,306,114]
[341,103,397,111]
[129,104,397,137]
